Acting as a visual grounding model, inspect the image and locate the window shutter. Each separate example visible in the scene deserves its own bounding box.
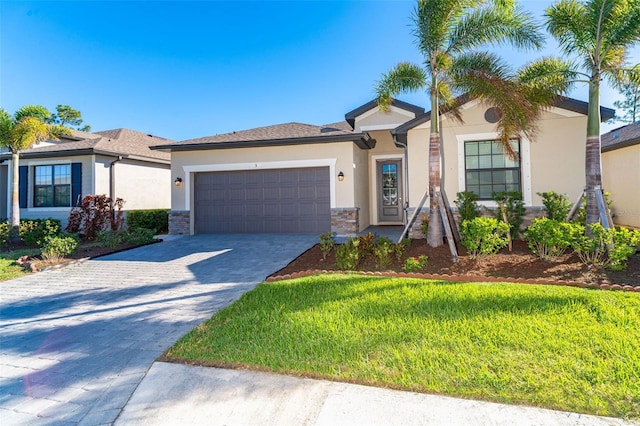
[71,163,82,207]
[19,166,28,208]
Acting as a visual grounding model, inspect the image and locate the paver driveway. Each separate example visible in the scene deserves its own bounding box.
[0,234,317,425]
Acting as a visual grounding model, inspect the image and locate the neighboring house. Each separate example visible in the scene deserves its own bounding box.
[601,122,640,228]
[0,129,172,227]
[152,97,614,237]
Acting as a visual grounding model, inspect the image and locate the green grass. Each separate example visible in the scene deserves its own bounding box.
[166,274,640,419]
[0,249,39,281]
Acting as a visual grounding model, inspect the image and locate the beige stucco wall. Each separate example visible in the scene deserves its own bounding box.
[406,101,588,209]
[113,161,171,211]
[352,144,370,229]
[602,144,640,228]
[170,142,360,232]
[94,155,113,196]
[14,155,94,226]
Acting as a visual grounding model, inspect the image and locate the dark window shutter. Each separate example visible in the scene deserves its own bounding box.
[71,163,82,207]
[19,166,28,208]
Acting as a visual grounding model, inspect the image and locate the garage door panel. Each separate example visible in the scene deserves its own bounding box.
[195,167,330,234]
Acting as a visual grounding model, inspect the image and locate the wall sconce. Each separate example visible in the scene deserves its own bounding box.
[338,171,344,182]
[174,177,183,187]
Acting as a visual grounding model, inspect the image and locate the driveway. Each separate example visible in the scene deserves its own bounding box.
[0,234,317,425]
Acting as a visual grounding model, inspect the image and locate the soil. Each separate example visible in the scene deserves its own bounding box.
[271,239,640,288]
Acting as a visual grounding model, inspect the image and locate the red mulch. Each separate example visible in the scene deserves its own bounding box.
[270,239,640,288]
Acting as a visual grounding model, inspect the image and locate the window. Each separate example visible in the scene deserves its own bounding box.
[464,139,521,200]
[34,164,72,207]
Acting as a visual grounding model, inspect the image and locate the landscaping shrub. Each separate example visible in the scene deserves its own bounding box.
[394,238,411,261]
[374,237,394,269]
[126,209,169,234]
[335,238,359,270]
[97,230,124,249]
[357,233,376,257]
[525,218,581,260]
[492,191,525,240]
[40,234,78,262]
[538,191,571,222]
[571,223,640,271]
[403,255,428,272]
[19,219,61,246]
[123,227,156,245]
[0,221,10,249]
[319,232,335,260]
[460,217,510,257]
[420,215,429,238]
[66,195,125,240]
[454,191,480,222]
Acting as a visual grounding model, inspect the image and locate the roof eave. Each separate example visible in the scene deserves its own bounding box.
[345,99,425,129]
[601,138,640,152]
[151,133,374,152]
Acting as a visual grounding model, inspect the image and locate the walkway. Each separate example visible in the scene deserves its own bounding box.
[0,234,318,425]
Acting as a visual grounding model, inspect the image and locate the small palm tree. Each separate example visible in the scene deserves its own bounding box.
[376,0,567,247]
[545,0,640,225]
[0,106,70,239]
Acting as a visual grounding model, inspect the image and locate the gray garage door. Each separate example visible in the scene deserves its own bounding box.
[194,167,331,234]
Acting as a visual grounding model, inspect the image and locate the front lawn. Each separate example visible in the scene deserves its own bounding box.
[0,249,39,281]
[165,274,640,419]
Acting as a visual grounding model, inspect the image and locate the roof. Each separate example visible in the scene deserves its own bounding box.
[152,121,375,152]
[344,99,425,129]
[601,121,640,152]
[392,96,617,144]
[1,128,172,163]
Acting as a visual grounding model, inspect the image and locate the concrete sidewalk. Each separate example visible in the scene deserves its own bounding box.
[116,362,634,426]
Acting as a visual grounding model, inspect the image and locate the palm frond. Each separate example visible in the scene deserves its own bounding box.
[0,109,13,149]
[11,117,53,152]
[376,62,428,111]
[545,0,593,59]
[13,105,51,123]
[517,57,577,97]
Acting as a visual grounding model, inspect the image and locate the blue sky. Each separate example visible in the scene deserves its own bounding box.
[1,1,637,141]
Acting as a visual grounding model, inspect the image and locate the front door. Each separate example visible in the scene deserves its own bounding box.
[377,159,403,223]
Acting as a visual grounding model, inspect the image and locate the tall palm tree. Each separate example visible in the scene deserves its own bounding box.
[376,0,563,247]
[0,106,70,238]
[545,0,640,225]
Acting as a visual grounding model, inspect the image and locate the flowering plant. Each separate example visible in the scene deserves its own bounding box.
[403,255,428,272]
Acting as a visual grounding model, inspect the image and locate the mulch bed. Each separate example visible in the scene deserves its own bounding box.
[269,239,640,290]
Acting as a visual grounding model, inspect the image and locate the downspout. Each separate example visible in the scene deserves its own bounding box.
[109,156,124,202]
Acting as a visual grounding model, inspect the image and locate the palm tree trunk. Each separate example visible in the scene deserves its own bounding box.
[427,85,444,247]
[585,78,602,226]
[10,152,21,240]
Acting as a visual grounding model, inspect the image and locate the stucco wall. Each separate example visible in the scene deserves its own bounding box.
[353,145,370,229]
[406,101,588,210]
[356,107,417,130]
[170,142,358,232]
[602,144,640,228]
[113,161,171,210]
[0,165,7,219]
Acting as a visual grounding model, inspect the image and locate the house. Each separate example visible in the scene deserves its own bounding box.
[0,129,173,227]
[601,122,640,228]
[152,97,614,237]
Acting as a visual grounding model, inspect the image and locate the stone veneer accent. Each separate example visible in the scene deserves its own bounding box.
[331,207,359,236]
[169,210,191,235]
[406,207,429,239]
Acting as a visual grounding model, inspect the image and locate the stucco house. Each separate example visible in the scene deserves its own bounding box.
[153,96,614,237]
[0,128,172,227]
[601,121,640,228]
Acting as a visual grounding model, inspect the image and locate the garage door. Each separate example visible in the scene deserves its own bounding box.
[194,167,331,234]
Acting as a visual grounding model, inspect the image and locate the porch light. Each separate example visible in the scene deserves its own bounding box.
[338,171,345,182]
[174,177,183,187]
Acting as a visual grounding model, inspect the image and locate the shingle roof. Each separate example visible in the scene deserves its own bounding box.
[152,121,372,152]
[2,129,172,162]
[178,122,356,145]
[601,122,640,152]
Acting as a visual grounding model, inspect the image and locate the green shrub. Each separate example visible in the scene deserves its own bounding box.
[421,215,429,238]
[571,224,640,271]
[374,237,394,269]
[336,238,359,270]
[492,191,526,240]
[319,232,335,260]
[357,233,376,257]
[40,234,78,262]
[123,227,156,245]
[538,191,571,222]
[0,221,9,248]
[454,191,480,222]
[126,209,169,234]
[574,192,613,225]
[525,218,582,260]
[403,255,428,272]
[97,230,124,249]
[394,238,411,261]
[19,219,61,246]
[460,217,510,257]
